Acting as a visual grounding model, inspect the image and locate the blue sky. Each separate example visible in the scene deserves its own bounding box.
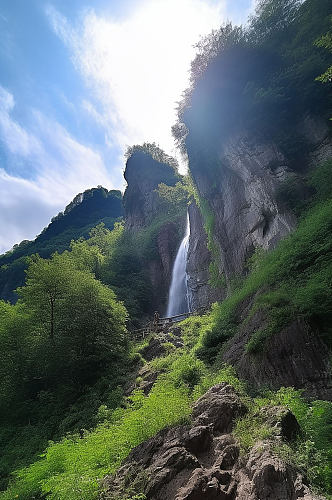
[0,0,254,253]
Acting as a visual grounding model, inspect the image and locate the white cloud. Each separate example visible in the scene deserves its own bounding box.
[0,169,56,254]
[0,86,41,157]
[46,0,228,170]
[0,85,114,253]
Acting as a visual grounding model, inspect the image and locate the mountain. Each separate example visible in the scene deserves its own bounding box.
[0,186,123,302]
[1,1,332,499]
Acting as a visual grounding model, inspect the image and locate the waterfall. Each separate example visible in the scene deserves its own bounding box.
[166,212,192,317]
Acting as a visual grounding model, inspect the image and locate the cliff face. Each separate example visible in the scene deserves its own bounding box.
[123,150,185,314]
[124,151,179,230]
[223,296,332,400]
[188,131,300,285]
[184,119,332,399]
[187,201,223,310]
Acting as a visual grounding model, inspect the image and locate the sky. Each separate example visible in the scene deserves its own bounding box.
[0,0,254,254]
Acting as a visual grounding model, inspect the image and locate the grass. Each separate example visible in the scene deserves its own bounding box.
[2,378,192,500]
[0,335,245,500]
[2,161,332,500]
[197,194,332,361]
[234,387,332,494]
[2,337,331,500]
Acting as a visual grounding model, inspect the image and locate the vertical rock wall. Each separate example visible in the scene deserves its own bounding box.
[186,201,223,310]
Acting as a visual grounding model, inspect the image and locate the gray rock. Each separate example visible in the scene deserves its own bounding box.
[101,385,324,500]
[192,383,247,432]
[140,338,166,361]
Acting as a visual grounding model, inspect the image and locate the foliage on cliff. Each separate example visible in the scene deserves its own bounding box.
[174,0,331,165]
[0,239,131,491]
[1,328,331,499]
[122,146,188,317]
[1,1,331,499]
[125,142,179,172]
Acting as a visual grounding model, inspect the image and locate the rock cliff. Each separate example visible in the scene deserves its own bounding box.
[222,299,332,400]
[183,119,332,398]
[186,123,330,286]
[187,200,223,310]
[123,150,179,230]
[123,149,186,314]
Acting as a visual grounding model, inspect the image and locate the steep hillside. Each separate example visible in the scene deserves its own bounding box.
[175,0,332,398]
[0,187,123,302]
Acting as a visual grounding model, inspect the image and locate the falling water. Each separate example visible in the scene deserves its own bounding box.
[166,212,192,317]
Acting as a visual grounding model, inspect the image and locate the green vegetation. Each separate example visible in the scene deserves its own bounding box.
[2,325,331,499]
[0,187,123,303]
[0,2,331,499]
[198,197,225,289]
[174,0,331,169]
[196,160,332,361]
[315,16,332,84]
[234,388,332,493]
[0,334,245,500]
[125,142,179,172]
[0,238,131,491]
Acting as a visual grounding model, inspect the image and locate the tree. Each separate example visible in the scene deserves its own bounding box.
[315,18,332,83]
[0,301,28,408]
[125,142,179,171]
[18,253,74,345]
[17,250,128,386]
[248,0,302,44]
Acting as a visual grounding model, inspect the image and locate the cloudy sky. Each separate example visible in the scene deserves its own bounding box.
[0,0,253,254]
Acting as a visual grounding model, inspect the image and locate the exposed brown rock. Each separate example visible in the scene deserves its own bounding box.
[192,383,247,432]
[140,338,167,362]
[101,384,324,500]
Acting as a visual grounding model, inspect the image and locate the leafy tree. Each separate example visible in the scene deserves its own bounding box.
[125,142,179,171]
[315,17,332,83]
[248,0,302,44]
[0,301,28,407]
[17,251,128,386]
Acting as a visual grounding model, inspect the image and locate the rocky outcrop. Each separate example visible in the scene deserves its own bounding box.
[187,201,223,310]
[102,384,323,500]
[123,151,179,230]
[185,114,330,287]
[222,309,332,401]
[123,150,186,313]
[189,133,297,284]
[183,114,331,396]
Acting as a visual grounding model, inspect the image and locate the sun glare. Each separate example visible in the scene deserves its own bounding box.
[63,0,226,170]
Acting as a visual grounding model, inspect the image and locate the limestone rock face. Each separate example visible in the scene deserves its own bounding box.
[123,151,179,230]
[187,116,331,285]
[221,306,332,400]
[190,133,297,283]
[186,201,223,310]
[102,384,323,500]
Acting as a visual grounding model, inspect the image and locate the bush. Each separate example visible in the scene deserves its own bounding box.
[1,379,192,500]
[234,387,332,494]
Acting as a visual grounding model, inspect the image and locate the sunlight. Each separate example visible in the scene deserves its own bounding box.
[48,0,226,170]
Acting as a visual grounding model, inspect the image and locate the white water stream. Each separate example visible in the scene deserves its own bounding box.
[166,212,192,317]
